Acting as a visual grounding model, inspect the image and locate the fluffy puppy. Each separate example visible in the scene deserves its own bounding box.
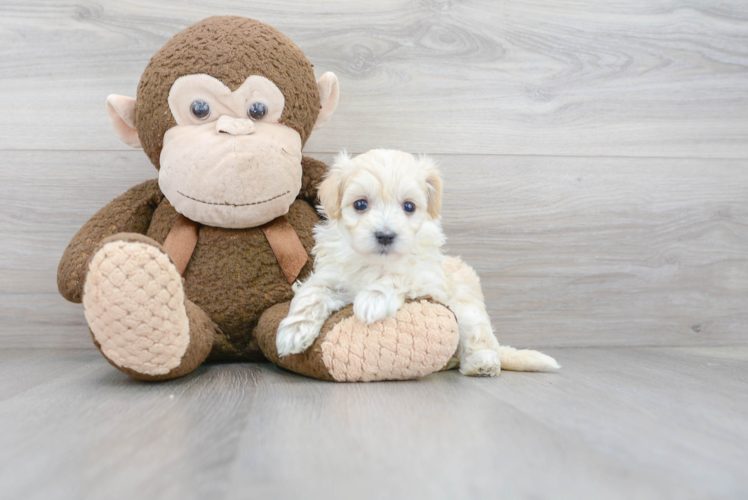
[276,149,559,375]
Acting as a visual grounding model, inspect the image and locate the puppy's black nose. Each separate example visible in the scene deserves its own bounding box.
[375,231,397,246]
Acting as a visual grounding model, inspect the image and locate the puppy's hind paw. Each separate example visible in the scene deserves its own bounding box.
[459,350,502,377]
[353,289,400,324]
[276,318,320,356]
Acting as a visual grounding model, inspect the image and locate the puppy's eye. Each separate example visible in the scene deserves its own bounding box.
[353,199,368,212]
[190,100,210,120]
[403,201,416,213]
[248,102,267,120]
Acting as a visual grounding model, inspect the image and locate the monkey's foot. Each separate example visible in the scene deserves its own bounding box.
[83,237,191,377]
[257,299,460,382]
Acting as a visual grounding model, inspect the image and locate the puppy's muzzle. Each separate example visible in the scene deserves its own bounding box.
[374,231,397,247]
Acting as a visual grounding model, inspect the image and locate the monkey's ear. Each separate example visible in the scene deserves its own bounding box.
[106,95,141,148]
[313,72,339,131]
[318,151,350,219]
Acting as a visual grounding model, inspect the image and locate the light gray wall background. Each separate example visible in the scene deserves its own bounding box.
[1,0,746,349]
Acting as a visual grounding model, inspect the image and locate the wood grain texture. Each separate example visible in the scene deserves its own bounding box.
[0,347,747,500]
[1,151,745,349]
[1,3,746,498]
[1,0,747,156]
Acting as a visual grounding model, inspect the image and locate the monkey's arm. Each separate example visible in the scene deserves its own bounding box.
[57,179,164,303]
[298,156,329,203]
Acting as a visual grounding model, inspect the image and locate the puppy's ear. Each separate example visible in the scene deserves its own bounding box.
[421,155,443,219]
[318,151,350,219]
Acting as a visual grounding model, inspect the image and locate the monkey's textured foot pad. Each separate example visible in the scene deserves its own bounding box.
[83,239,190,376]
[257,299,459,382]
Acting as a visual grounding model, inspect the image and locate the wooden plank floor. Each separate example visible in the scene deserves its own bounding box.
[1,2,747,499]
[0,347,747,500]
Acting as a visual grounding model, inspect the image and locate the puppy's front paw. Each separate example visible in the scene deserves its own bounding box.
[276,318,320,356]
[353,289,399,324]
[459,350,501,377]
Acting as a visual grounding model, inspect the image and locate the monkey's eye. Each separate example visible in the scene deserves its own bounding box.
[353,199,369,212]
[248,102,268,120]
[190,100,210,120]
[403,201,416,213]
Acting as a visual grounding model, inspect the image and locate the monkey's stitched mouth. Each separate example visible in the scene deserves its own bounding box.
[281,147,293,156]
[176,190,291,207]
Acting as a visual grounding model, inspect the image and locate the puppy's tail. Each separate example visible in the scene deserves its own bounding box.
[497,345,560,372]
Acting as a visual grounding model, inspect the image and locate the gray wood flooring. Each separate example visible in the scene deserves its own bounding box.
[1,1,747,498]
[1,347,747,500]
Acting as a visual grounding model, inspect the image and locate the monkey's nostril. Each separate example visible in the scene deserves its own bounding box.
[375,232,397,246]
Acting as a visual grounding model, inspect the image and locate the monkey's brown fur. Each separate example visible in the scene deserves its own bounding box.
[58,161,326,366]
[59,17,328,376]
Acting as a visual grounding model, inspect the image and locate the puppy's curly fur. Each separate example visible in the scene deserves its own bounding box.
[276,149,559,375]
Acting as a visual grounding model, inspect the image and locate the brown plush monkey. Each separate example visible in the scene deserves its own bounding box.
[57,16,458,382]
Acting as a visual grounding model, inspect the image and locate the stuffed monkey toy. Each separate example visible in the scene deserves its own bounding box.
[57,16,458,382]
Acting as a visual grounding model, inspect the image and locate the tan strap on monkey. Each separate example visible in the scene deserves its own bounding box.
[261,215,309,284]
[162,214,308,283]
[162,214,200,275]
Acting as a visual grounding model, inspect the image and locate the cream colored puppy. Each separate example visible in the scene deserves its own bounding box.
[276,149,559,375]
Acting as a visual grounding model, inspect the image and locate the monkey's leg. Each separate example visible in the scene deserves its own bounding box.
[58,179,164,303]
[83,234,215,381]
[255,299,459,382]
